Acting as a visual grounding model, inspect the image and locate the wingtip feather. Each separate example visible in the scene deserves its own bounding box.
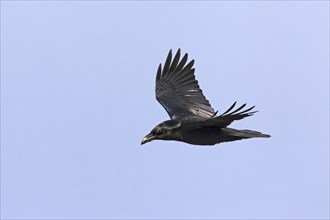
[163,50,172,74]
[156,63,162,80]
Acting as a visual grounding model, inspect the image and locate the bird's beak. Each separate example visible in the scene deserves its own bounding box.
[141,133,156,145]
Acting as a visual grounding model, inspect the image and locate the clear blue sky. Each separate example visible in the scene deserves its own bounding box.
[1,1,329,219]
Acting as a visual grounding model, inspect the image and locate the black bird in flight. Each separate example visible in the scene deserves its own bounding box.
[141,49,270,146]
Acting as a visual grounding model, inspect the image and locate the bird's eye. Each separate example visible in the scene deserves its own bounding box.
[160,129,169,135]
[153,129,163,135]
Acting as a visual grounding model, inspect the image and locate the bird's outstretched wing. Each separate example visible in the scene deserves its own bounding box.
[156,49,215,120]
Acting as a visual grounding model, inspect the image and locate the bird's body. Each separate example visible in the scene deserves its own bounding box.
[141,49,270,146]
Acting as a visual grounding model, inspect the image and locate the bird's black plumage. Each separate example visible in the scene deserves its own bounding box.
[141,49,270,146]
[156,50,215,119]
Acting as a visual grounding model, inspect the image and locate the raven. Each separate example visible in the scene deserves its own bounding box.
[141,49,270,146]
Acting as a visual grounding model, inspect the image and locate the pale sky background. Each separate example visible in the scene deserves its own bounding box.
[1,1,329,219]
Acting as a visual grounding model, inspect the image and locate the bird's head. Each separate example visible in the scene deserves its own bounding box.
[141,120,182,145]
